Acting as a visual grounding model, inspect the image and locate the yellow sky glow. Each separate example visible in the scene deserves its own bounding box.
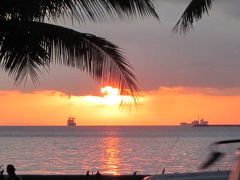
[0,87,240,125]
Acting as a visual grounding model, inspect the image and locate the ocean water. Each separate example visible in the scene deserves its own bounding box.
[0,126,239,175]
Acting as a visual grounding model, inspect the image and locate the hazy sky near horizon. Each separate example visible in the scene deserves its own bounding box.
[1,0,240,125]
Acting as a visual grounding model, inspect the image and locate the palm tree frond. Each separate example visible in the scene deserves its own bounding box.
[0,0,159,22]
[173,0,213,34]
[0,20,139,99]
[0,21,49,85]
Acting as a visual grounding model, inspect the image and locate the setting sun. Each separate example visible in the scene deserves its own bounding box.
[83,86,133,106]
[100,86,122,105]
[101,86,119,96]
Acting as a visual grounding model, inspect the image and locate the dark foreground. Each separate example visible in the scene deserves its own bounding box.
[1,175,146,180]
[145,171,230,180]
[0,171,230,180]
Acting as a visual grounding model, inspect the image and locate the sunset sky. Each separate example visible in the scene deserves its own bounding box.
[1,0,240,125]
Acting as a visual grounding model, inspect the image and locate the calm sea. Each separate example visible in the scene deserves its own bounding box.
[0,126,239,175]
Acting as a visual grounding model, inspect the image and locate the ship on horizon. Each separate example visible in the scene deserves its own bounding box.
[67,117,77,127]
[180,118,208,127]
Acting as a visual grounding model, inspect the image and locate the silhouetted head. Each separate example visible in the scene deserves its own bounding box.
[7,164,15,174]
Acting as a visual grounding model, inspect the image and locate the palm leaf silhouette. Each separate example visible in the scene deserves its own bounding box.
[201,139,240,169]
[201,151,224,169]
[0,0,159,99]
[0,0,159,22]
[0,20,139,98]
[173,0,213,34]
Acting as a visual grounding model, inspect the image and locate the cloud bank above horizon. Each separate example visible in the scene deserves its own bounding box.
[1,86,240,125]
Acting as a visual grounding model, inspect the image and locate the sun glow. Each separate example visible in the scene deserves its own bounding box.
[100,86,122,105]
[84,86,133,106]
[2,87,240,125]
[101,86,119,96]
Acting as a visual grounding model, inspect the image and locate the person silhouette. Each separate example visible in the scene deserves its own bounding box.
[0,165,4,176]
[132,171,137,180]
[86,170,89,176]
[5,165,21,180]
[162,168,165,175]
[95,171,101,180]
[86,170,90,180]
[95,170,101,176]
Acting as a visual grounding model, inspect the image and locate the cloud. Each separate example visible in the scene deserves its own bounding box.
[145,87,240,96]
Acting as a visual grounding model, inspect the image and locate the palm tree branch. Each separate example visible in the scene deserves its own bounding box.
[0,20,139,99]
[173,0,213,34]
[0,0,159,22]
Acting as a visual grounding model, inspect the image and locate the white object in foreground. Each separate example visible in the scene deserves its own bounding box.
[144,171,229,180]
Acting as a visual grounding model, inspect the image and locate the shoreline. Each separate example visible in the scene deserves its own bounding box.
[2,174,147,180]
[1,171,230,180]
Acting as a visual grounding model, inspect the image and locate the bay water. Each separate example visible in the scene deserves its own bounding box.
[0,126,239,175]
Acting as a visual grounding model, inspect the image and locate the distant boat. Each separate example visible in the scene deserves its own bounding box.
[193,118,208,127]
[67,117,77,127]
[180,122,192,126]
[180,118,208,127]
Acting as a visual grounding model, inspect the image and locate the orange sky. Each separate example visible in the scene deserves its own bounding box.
[0,86,240,125]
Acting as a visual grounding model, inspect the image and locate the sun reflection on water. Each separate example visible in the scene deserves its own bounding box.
[102,137,120,175]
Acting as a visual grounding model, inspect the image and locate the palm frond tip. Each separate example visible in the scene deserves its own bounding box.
[173,0,213,34]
